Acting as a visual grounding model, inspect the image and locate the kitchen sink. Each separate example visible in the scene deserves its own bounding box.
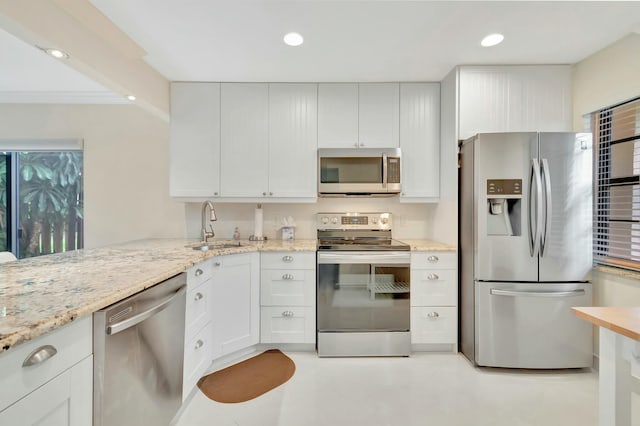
[189,242,245,251]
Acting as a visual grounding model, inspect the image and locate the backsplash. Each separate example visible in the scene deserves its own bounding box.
[184,199,440,241]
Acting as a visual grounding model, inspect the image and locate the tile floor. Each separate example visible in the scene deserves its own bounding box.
[175,351,597,426]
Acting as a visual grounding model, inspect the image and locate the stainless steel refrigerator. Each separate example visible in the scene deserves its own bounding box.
[459,132,593,368]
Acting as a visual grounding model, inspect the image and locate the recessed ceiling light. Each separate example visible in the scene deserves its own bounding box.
[283,32,304,47]
[126,95,136,101]
[481,33,504,47]
[45,48,69,59]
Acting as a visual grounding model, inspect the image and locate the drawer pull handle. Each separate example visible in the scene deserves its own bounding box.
[195,339,204,350]
[282,273,294,280]
[427,311,440,319]
[427,273,439,280]
[195,268,204,276]
[282,255,294,262]
[22,345,57,367]
[427,255,439,262]
[194,292,204,301]
[282,311,294,317]
[214,262,221,267]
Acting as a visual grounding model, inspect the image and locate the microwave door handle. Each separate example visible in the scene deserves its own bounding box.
[382,153,388,189]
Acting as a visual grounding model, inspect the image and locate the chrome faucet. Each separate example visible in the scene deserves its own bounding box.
[201,201,217,242]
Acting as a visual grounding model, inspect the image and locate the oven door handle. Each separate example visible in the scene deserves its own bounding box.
[317,251,410,264]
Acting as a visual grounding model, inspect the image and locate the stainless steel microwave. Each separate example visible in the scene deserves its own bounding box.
[318,148,401,196]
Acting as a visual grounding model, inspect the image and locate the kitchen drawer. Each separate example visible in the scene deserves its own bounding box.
[187,258,215,287]
[260,307,316,344]
[411,307,457,344]
[185,277,212,340]
[261,252,315,270]
[261,269,315,306]
[183,321,213,400]
[411,252,456,269]
[410,269,457,306]
[0,315,92,411]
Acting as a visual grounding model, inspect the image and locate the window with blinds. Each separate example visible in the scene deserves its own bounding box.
[593,97,640,270]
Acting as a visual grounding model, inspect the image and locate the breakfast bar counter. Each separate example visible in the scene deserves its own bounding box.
[573,307,640,426]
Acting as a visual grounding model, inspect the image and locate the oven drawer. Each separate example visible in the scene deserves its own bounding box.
[261,269,315,306]
[410,269,457,306]
[410,307,457,344]
[411,252,456,269]
[260,307,316,344]
[261,252,315,269]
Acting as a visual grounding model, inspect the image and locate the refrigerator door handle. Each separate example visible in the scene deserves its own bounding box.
[490,288,586,298]
[528,159,543,257]
[540,158,552,257]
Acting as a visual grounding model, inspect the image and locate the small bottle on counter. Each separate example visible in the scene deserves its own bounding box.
[233,227,241,240]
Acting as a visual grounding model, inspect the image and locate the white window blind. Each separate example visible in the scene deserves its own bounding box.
[0,138,83,151]
[593,97,640,270]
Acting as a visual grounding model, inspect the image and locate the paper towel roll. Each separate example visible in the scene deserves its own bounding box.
[254,206,263,238]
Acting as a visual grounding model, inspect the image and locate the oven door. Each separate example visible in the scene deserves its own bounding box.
[317,251,410,332]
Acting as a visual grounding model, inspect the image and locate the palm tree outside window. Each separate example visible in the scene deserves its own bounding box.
[0,139,83,259]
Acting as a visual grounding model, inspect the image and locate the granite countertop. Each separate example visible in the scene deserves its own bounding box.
[573,306,640,342]
[0,238,316,354]
[400,239,457,252]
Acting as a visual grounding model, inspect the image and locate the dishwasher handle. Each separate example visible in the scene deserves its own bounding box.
[107,286,186,335]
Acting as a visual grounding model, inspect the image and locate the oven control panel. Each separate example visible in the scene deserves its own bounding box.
[317,212,392,230]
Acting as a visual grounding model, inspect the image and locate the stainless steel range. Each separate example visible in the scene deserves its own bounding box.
[316,212,411,357]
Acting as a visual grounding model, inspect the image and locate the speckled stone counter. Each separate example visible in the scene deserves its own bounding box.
[400,239,457,252]
[0,238,316,354]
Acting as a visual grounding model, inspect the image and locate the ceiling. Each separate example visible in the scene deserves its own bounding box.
[0,26,126,104]
[1,1,639,104]
[88,0,640,82]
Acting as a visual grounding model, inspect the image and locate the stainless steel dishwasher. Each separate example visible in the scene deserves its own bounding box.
[93,273,187,426]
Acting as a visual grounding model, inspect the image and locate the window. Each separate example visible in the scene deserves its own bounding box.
[592,97,640,270]
[0,140,83,259]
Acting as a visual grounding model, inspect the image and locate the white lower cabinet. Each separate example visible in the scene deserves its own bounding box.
[183,259,215,400]
[410,251,458,350]
[211,252,260,356]
[183,321,214,398]
[0,316,93,425]
[260,252,316,344]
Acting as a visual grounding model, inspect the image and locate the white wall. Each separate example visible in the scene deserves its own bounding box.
[572,33,640,130]
[184,199,435,242]
[0,104,186,248]
[571,33,640,351]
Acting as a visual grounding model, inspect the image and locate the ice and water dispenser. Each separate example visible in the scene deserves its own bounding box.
[486,179,522,236]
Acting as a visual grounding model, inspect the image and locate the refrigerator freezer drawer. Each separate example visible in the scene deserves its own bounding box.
[475,281,592,369]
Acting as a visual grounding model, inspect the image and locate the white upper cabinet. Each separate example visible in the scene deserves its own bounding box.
[318,83,359,148]
[268,84,318,198]
[359,83,399,148]
[458,65,572,140]
[400,83,440,201]
[318,83,399,148]
[169,82,221,198]
[220,83,269,197]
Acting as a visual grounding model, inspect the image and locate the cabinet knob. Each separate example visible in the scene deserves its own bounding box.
[22,345,57,367]
[195,268,204,276]
[282,273,294,280]
[214,192,218,196]
[194,339,204,350]
[194,292,204,301]
[427,255,439,263]
[282,311,294,317]
[282,255,294,262]
[269,192,273,196]
[360,143,365,147]
[427,273,439,280]
[214,262,221,267]
[263,192,267,196]
[427,311,440,319]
